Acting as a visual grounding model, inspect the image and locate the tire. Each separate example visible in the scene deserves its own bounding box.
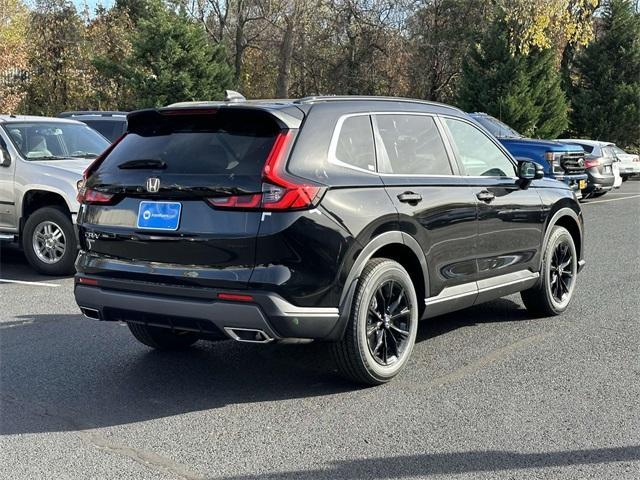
[331,258,419,385]
[22,206,77,276]
[521,226,578,317]
[590,191,607,198]
[622,176,628,182]
[127,323,199,350]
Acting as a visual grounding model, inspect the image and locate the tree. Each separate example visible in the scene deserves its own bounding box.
[22,0,92,115]
[407,0,489,102]
[122,0,233,108]
[0,0,29,112]
[498,0,599,55]
[87,6,136,110]
[570,0,640,148]
[458,17,569,138]
[182,0,267,88]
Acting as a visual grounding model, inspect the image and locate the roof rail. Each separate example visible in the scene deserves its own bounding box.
[294,95,461,111]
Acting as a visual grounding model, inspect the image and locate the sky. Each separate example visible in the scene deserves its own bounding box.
[72,0,115,14]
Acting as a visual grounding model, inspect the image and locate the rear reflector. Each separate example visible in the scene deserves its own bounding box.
[217,293,254,302]
[77,277,99,286]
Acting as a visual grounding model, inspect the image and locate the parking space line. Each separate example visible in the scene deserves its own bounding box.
[583,194,640,205]
[0,278,61,287]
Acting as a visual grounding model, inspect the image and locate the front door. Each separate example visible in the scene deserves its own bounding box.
[440,116,544,303]
[374,113,479,315]
[0,129,17,231]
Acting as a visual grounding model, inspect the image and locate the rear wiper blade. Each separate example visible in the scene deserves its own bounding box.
[118,159,167,170]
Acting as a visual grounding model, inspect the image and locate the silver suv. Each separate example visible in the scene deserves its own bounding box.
[0,115,110,275]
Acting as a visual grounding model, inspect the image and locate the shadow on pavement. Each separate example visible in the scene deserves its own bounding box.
[1,298,529,436]
[0,242,72,282]
[211,446,640,479]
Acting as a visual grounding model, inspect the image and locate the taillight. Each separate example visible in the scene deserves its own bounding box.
[78,188,114,204]
[584,158,601,169]
[77,134,126,204]
[207,130,324,211]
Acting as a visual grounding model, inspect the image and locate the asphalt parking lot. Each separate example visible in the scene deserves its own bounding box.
[1,182,639,480]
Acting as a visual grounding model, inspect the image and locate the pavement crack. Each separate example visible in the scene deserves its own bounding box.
[0,393,204,480]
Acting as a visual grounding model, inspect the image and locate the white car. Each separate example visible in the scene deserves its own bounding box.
[611,145,640,181]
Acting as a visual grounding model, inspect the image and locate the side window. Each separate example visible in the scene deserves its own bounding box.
[443,118,516,177]
[333,115,376,171]
[375,114,452,175]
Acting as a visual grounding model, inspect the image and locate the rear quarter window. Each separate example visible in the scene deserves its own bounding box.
[331,115,376,172]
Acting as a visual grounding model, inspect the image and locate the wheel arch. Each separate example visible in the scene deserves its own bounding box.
[543,207,583,266]
[327,231,429,341]
[20,189,71,235]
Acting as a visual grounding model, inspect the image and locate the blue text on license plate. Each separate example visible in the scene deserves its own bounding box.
[137,201,182,230]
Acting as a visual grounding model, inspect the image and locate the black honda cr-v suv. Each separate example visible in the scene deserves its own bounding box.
[74,95,585,385]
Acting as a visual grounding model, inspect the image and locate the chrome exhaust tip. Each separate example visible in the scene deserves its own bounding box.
[224,327,274,344]
[80,307,101,320]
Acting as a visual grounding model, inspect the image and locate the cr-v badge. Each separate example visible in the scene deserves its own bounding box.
[146,177,160,193]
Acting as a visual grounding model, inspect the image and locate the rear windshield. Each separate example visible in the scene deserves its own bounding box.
[577,144,594,154]
[83,119,126,143]
[98,110,280,176]
[471,115,522,139]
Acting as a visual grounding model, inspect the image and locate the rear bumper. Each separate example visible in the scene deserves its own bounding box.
[74,277,340,341]
[586,168,615,191]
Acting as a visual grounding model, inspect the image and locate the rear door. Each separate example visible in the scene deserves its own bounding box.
[440,116,544,303]
[374,113,479,313]
[79,108,286,289]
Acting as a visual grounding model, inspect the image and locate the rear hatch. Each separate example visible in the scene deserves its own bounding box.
[77,107,314,289]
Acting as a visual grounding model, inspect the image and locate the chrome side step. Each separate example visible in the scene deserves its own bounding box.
[0,233,15,241]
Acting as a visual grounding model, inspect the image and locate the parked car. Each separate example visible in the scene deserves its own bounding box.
[0,115,110,274]
[611,145,640,181]
[74,95,585,385]
[468,113,588,198]
[58,111,127,143]
[556,139,617,198]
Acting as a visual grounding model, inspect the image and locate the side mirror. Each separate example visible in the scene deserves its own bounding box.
[0,146,11,167]
[518,160,544,181]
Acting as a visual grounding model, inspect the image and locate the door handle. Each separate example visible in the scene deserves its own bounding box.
[397,192,423,204]
[476,190,495,202]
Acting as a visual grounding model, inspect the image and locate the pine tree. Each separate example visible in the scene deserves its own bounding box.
[122,0,233,109]
[570,0,640,148]
[458,17,569,138]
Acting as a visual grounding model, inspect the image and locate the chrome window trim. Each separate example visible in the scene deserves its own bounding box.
[327,112,379,176]
[328,111,460,179]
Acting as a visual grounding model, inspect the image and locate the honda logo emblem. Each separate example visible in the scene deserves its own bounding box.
[146,177,160,193]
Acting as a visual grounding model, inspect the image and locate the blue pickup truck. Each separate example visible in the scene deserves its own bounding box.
[469,113,588,198]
